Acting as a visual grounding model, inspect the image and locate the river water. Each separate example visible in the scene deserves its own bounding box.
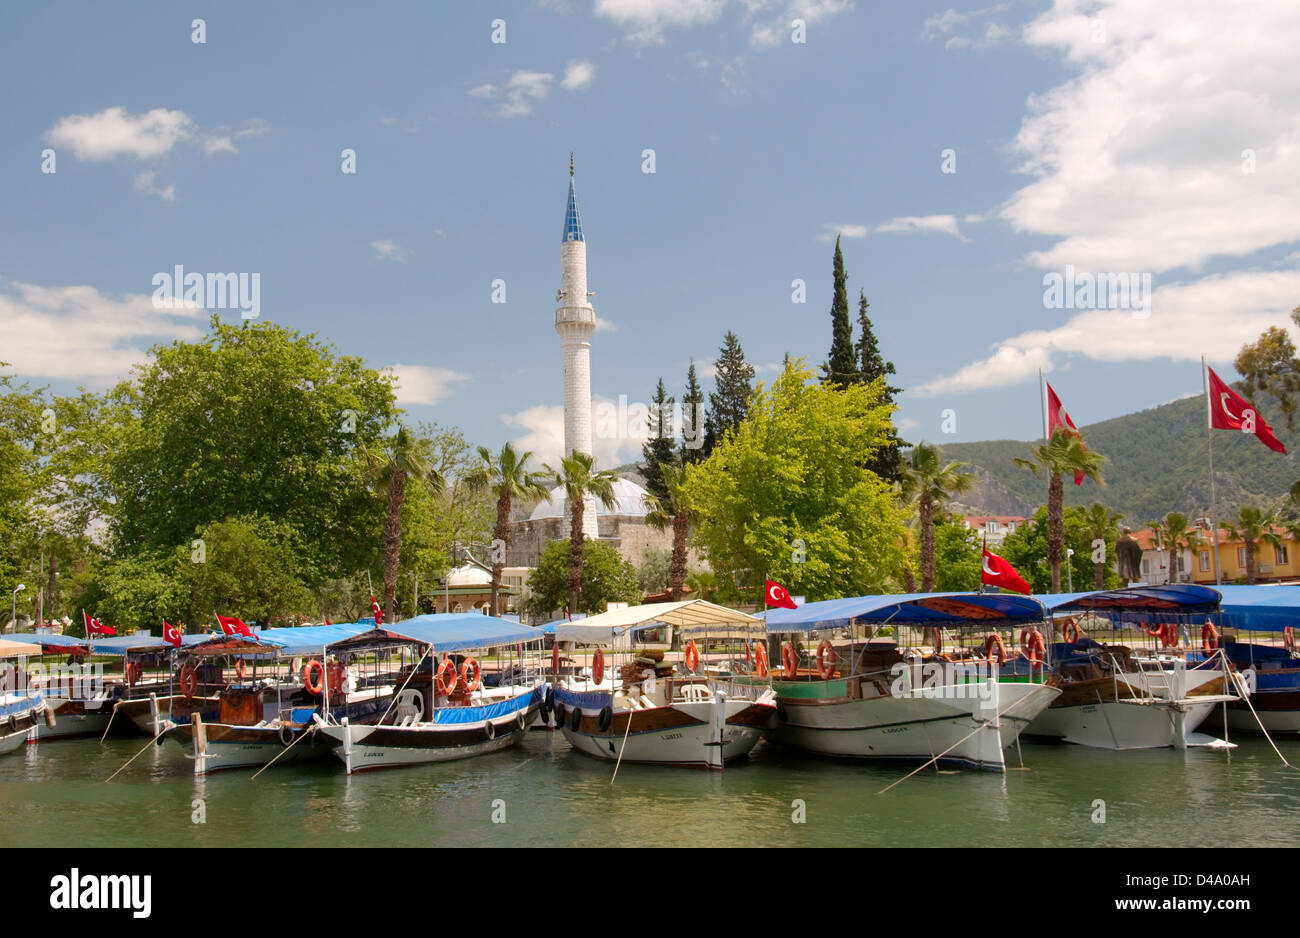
[3,726,1297,848]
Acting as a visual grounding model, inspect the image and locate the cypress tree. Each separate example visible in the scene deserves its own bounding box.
[642,378,676,502]
[821,234,857,388]
[856,289,906,484]
[704,331,755,457]
[680,359,706,464]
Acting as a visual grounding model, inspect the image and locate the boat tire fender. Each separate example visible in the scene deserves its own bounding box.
[568,706,582,733]
[596,706,613,732]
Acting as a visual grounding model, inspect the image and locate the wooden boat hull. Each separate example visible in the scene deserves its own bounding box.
[1026,669,1230,749]
[765,679,1059,771]
[170,722,330,773]
[1225,689,1300,733]
[0,693,52,754]
[558,696,773,770]
[34,696,113,740]
[114,695,220,736]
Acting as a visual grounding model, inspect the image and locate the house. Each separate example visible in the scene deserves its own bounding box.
[963,516,1027,548]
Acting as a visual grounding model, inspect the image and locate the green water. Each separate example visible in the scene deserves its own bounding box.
[3,728,1299,847]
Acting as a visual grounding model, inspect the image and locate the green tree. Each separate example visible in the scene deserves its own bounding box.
[999,506,1108,594]
[466,442,551,615]
[681,360,706,464]
[179,515,317,627]
[1081,502,1125,588]
[821,234,856,388]
[523,539,641,619]
[637,548,672,595]
[682,358,906,602]
[1235,307,1300,430]
[931,516,983,592]
[1014,428,1107,591]
[1148,510,1195,586]
[855,290,905,483]
[703,331,755,458]
[543,451,619,615]
[642,462,692,600]
[899,442,974,591]
[641,378,677,503]
[1224,504,1283,583]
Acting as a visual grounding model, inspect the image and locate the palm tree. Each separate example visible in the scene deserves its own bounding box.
[642,462,692,600]
[466,442,552,615]
[899,442,974,591]
[543,451,619,615]
[1015,429,1107,592]
[363,425,444,622]
[1224,505,1283,583]
[1081,502,1124,589]
[1156,511,1194,585]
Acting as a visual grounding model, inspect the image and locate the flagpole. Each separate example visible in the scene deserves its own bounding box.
[1203,356,1223,586]
[1039,369,1048,441]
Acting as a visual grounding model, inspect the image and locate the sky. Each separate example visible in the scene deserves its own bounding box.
[2,0,1298,470]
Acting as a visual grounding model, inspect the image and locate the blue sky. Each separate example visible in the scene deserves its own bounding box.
[3,0,1298,468]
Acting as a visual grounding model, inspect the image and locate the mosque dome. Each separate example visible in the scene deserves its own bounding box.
[445,562,493,588]
[527,477,652,522]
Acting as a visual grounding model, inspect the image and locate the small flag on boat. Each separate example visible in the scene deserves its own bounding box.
[216,613,253,637]
[323,617,332,626]
[83,611,116,637]
[1045,381,1087,485]
[163,622,182,648]
[370,595,383,625]
[981,549,1031,595]
[764,580,798,609]
[1206,366,1287,454]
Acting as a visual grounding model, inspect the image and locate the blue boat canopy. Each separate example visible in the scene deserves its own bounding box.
[179,624,371,658]
[326,613,542,654]
[1036,585,1222,616]
[1214,584,1300,633]
[765,592,1049,632]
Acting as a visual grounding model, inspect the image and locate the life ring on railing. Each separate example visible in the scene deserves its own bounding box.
[179,663,198,697]
[303,659,325,696]
[984,634,1007,665]
[551,644,560,675]
[1062,618,1080,644]
[754,643,770,678]
[684,640,700,673]
[816,639,837,680]
[126,661,143,686]
[1020,628,1046,668]
[436,658,459,696]
[781,642,798,678]
[326,662,344,696]
[1202,622,1220,653]
[1286,627,1296,653]
[460,657,481,694]
[931,627,943,656]
[1164,623,1180,649]
[592,648,605,685]
[235,658,246,681]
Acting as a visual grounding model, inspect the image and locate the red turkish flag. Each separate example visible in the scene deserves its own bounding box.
[1207,366,1287,454]
[371,595,384,625]
[163,622,182,648]
[1046,381,1086,485]
[764,580,798,609]
[981,549,1032,595]
[216,614,253,637]
[83,611,116,636]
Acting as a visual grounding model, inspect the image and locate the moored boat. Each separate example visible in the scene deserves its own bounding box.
[0,638,56,754]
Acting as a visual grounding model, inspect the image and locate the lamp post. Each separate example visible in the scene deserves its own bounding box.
[10,584,25,632]
[1065,549,1075,592]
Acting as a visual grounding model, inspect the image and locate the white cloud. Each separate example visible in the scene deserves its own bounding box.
[469,70,555,118]
[562,60,597,91]
[45,106,195,160]
[501,396,643,469]
[594,0,729,42]
[385,364,470,406]
[133,171,175,203]
[876,214,970,241]
[922,3,1012,49]
[201,117,271,155]
[1002,0,1300,275]
[817,223,869,241]
[750,0,853,48]
[0,280,206,386]
[370,239,407,261]
[594,315,617,332]
[912,269,1300,397]
[896,417,920,433]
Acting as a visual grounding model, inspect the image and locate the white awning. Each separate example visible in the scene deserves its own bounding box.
[0,639,41,658]
[556,600,764,645]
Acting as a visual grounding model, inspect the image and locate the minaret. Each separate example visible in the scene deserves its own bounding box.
[556,156,599,538]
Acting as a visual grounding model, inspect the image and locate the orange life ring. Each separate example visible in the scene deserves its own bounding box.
[436,658,459,695]
[1020,628,1046,667]
[592,648,605,685]
[781,641,798,678]
[1202,622,1219,654]
[754,643,770,678]
[984,634,1007,665]
[179,662,197,697]
[126,661,143,686]
[460,657,481,693]
[1062,618,1080,643]
[303,659,325,696]
[684,640,700,673]
[235,658,247,681]
[816,639,837,679]
[552,644,560,674]
[1286,626,1296,652]
[326,662,344,695]
[1163,623,1179,648]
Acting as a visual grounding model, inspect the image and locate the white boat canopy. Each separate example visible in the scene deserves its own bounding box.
[0,639,41,658]
[556,600,765,647]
